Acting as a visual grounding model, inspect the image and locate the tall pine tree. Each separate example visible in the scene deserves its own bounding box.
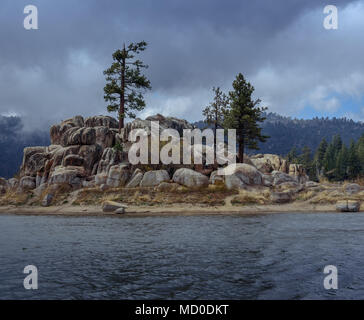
[224,73,269,163]
[202,87,229,153]
[314,138,328,177]
[104,41,151,133]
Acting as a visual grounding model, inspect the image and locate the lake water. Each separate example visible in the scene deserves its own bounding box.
[1,212,364,300]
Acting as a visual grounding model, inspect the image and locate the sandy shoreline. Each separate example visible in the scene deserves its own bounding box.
[0,202,357,217]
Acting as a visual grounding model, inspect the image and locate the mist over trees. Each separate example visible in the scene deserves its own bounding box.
[0,116,50,179]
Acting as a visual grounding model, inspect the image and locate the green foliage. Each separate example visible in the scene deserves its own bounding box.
[223,73,269,162]
[104,41,151,130]
[113,141,123,153]
[287,146,299,163]
[285,134,364,182]
[202,87,229,131]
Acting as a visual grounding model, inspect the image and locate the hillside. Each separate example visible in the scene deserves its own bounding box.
[1,113,363,179]
[193,113,364,156]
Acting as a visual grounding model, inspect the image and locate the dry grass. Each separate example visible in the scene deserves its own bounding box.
[72,184,237,206]
[231,189,271,206]
[308,189,364,204]
[0,190,31,206]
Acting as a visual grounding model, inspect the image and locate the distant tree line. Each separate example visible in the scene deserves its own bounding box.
[286,134,364,182]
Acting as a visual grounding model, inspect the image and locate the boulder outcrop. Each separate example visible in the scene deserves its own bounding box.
[172,168,209,188]
[223,164,263,190]
[140,170,170,187]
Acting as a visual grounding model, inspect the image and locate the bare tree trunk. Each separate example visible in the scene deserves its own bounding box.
[119,44,126,133]
[238,134,244,163]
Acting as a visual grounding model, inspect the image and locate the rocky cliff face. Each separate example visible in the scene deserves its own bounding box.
[0,113,310,206]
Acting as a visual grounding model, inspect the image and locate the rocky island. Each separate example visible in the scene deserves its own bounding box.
[0,113,362,216]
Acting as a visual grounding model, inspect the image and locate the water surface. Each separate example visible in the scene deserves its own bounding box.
[1,213,364,299]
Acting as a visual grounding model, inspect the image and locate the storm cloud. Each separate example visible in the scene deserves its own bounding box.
[0,0,363,130]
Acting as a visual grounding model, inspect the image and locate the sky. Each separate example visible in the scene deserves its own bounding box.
[1,0,364,130]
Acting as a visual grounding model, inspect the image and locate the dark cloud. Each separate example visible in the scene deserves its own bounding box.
[0,0,361,129]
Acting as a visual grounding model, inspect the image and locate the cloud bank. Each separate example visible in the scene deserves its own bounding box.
[0,0,363,130]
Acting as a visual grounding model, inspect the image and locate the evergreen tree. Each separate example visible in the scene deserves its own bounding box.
[224,73,269,163]
[347,140,361,179]
[299,146,316,181]
[323,140,337,180]
[104,41,151,133]
[202,87,229,152]
[335,144,349,181]
[314,138,328,177]
[357,133,364,174]
[332,134,343,156]
[287,146,299,163]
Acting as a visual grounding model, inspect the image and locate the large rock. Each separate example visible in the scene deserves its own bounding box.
[102,200,128,213]
[305,181,319,188]
[50,115,85,145]
[42,194,54,207]
[250,154,289,174]
[48,166,86,188]
[7,178,19,190]
[84,115,119,129]
[271,192,292,203]
[118,114,194,143]
[209,170,224,185]
[140,170,170,187]
[18,176,36,191]
[272,171,296,186]
[20,146,48,176]
[262,174,274,187]
[94,126,115,149]
[172,168,209,188]
[223,164,263,190]
[106,165,130,187]
[95,173,108,186]
[345,183,361,195]
[126,171,144,188]
[61,127,96,146]
[62,154,84,167]
[336,200,360,212]
[97,147,123,174]
[289,164,308,184]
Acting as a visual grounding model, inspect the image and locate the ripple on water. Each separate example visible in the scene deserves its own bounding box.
[1,213,364,299]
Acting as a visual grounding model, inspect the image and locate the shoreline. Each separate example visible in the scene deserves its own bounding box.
[0,203,359,217]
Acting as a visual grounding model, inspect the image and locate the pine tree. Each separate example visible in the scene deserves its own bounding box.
[335,144,349,181]
[287,146,299,163]
[299,146,316,181]
[224,73,269,163]
[314,138,328,177]
[104,41,151,133]
[347,140,361,179]
[332,134,343,156]
[202,87,229,152]
[323,141,336,180]
[357,133,364,174]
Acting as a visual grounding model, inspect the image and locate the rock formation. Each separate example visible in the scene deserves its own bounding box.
[0,113,313,207]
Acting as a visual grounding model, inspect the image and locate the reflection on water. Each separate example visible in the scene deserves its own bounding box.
[1,213,364,299]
